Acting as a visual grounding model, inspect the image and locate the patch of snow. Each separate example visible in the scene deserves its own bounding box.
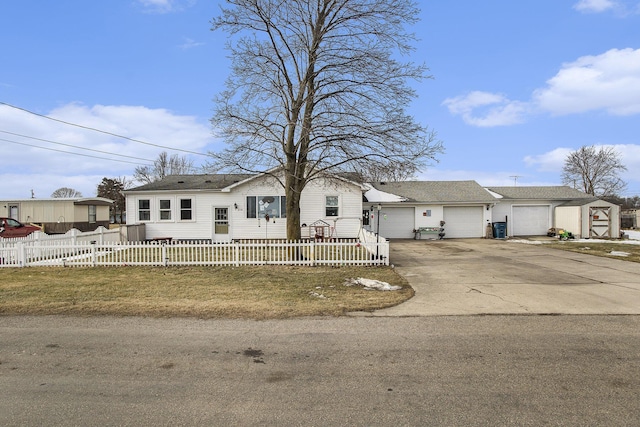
[344,277,402,291]
[484,188,503,198]
[609,251,630,257]
[309,291,327,299]
[624,230,640,241]
[363,184,407,203]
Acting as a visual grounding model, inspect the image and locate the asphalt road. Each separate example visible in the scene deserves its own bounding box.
[2,315,639,426]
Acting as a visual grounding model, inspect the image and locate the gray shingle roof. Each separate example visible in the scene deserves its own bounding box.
[367,181,497,203]
[487,186,592,200]
[125,174,254,192]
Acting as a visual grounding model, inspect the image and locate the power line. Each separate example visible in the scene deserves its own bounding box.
[0,137,153,166]
[0,101,212,157]
[0,130,155,162]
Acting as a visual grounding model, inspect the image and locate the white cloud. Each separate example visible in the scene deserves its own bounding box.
[0,103,217,199]
[179,37,205,50]
[136,0,195,14]
[574,0,617,13]
[524,148,574,172]
[442,91,528,127]
[534,48,640,116]
[445,48,640,126]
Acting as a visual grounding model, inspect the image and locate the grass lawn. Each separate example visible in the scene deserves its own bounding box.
[0,265,412,319]
[545,240,640,263]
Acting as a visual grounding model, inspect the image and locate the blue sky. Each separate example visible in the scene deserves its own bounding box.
[1,0,639,200]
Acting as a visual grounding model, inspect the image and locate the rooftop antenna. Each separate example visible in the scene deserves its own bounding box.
[509,175,521,186]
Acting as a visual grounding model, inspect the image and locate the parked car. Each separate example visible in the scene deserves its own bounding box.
[0,217,41,238]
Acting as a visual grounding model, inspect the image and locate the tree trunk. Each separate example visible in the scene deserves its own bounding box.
[285,171,304,241]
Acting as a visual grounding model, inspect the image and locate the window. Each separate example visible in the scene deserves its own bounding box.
[138,199,151,221]
[362,209,370,226]
[246,196,286,218]
[180,199,193,220]
[159,199,172,220]
[326,196,339,217]
[88,205,97,224]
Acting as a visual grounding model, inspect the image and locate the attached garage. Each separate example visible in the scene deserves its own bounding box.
[511,205,550,236]
[443,206,484,238]
[376,207,415,239]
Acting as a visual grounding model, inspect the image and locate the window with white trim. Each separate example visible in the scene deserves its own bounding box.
[138,199,151,221]
[88,205,97,224]
[246,196,286,218]
[180,198,193,220]
[325,196,339,217]
[159,199,172,220]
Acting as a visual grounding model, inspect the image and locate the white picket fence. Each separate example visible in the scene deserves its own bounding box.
[0,230,389,268]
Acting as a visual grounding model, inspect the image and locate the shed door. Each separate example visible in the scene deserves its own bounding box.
[590,206,611,238]
[376,207,415,239]
[512,205,550,236]
[443,206,484,238]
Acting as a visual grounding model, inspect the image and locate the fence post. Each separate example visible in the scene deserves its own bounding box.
[310,240,315,267]
[234,241,239,267]
[162,242,168,267]
[92,242,97,267]
[15,242,23,267]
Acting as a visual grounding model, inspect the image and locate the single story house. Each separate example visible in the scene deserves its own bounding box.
[487,186,620,239]
[0,197,114,234]
[123,173,365,241]
[123,173,621,241]
[363,181,497,239]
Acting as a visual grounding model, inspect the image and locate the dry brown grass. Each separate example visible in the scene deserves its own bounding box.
[545,240,640,263]
[0,266,412,319]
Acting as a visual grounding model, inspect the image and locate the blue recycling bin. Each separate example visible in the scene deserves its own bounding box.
[492,222,507,239]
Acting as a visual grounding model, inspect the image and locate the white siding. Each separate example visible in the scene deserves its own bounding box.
[125,176,363,240]
[512,205,551,236]
[555,206,581,237]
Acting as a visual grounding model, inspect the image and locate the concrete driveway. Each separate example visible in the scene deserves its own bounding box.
[370,238,640,316]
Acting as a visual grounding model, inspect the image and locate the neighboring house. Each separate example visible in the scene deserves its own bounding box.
[0,197,114,234]
[487,186,620,238]
[123,173,365,241]
[363,181,497,239]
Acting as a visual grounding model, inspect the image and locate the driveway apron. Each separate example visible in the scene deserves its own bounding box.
[368,239,640,316]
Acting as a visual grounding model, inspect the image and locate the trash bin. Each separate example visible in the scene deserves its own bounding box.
[492,222,507,239]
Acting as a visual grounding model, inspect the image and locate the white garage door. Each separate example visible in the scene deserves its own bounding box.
[512,205,550,236]
[443,206,484,238]
[376,207,415,239]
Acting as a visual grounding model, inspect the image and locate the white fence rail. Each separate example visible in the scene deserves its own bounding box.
[0,238,389,268]
[0,227,121,246]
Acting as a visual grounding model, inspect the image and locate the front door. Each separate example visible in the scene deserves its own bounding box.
[9,205,18,220]
[213,207,230,242]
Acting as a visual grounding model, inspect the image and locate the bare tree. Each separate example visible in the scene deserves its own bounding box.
[210,0,442,240]
[562,145,627,197]
[51,187,82,198]
[134,151,195,184]
[97,177,130,223]
[356,162,420,182]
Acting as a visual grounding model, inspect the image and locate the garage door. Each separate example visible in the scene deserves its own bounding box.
[512,205,550,236]
[443,206,484,238]
[376,207,415,239]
